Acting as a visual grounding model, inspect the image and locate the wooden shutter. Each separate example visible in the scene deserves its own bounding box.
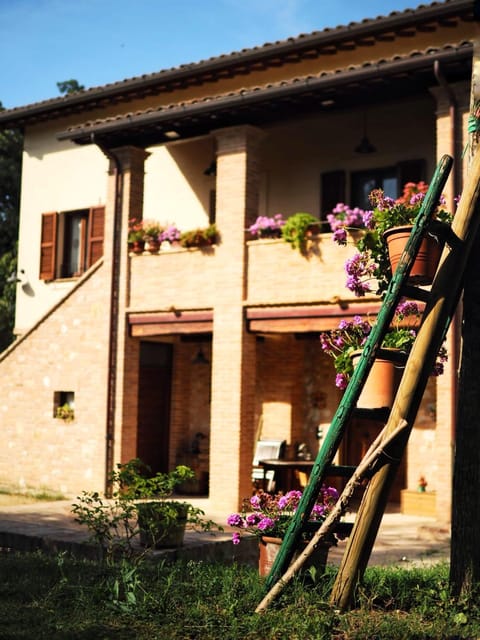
[39,212,57,281]
[86,206,105,267]
[321,170,346,223]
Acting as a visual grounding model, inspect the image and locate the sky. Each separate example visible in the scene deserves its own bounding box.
[1,0,421,110]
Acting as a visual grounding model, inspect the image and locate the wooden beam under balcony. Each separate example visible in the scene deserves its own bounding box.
[129,309,213,337]
[246,303,381,334]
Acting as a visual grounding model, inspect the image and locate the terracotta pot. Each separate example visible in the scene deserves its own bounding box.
[351,349,403,410]
[258,536,331,578]
[130,240,145,255]
[383,225,443,285]
[147,239,161,254]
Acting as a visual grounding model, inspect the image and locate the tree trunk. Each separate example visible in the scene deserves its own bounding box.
[450,224,480,596]
[449,24,480,597]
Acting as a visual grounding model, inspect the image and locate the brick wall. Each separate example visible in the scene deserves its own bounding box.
[0,263,110,496]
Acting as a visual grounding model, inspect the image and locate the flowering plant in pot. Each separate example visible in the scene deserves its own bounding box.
[159,224,181,245]
[128,217,145,247]
[227,488,349,576]
[319,300,447,392]
[328,182,452,296]
[247,214,285,239]
[227,487,342,544]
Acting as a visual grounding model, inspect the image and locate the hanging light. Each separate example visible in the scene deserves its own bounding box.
[192,347,209,365]
[355,112,377,154]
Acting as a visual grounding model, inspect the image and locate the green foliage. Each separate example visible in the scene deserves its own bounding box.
[281,212,320,253]
[55,403,75,422]
[1,555,480,639]
[180,223,218,248]
[56,79,85,95]
[0,102,22,351]
[72,459,221,560]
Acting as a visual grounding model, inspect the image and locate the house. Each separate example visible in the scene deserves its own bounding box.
[0,0,475,518]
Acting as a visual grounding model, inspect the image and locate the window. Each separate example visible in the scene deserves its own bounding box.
[53,391,75,422]
[351,167,398,210]
[40,206,105,280]
[321,159,425,220]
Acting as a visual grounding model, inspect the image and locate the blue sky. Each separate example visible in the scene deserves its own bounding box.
[1,0,420,110]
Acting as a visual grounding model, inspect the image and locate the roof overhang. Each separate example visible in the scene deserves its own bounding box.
[57,43,472,148]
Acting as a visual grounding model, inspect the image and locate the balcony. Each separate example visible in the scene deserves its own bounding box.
[127,233,365,313]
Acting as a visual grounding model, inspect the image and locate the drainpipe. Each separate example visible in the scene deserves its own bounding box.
[433,60,459,453]
[91,133,124,496]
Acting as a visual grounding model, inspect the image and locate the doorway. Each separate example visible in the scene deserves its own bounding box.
[137,341,173,474]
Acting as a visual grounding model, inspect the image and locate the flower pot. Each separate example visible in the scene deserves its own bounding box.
[137,501,188,549]
[351,350,403,409]
[383,225,443,285]
[258,536,331,578]
[147,239,161,254]
[130,240,145,255]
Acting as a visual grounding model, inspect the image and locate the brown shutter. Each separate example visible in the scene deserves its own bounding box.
[87,206,105,267]
[39,212,57,281]
[321,170,346,223]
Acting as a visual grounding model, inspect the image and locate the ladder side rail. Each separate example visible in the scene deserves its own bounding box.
[264,155,453,590]
[331,149,480,611]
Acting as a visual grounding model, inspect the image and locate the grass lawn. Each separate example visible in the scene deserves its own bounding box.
[0,551,479,639]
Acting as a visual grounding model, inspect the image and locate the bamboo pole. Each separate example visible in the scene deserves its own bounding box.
[330,148,480,610]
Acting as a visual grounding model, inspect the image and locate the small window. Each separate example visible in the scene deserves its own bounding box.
[54,391,75,422]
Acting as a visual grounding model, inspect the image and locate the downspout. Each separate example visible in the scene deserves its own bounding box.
[433,60,459,455]
[91,133,124,496]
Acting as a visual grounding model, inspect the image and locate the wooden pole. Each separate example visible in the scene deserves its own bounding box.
[331,148,480,610]
[255,420,407,613]
[263,155,453,592]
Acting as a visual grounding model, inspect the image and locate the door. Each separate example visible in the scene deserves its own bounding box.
[137,342,173,474]
[342,416,405,503]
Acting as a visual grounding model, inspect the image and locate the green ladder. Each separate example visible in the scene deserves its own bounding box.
[262,154,455,599]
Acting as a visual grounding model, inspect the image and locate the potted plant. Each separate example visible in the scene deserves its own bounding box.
[281,212,321,254]
[55,403,75,422]
[128,217,145,254]
[159,224,181,247]
[117,459,218,549]
[180,223,218,248]
[142,219,164,254]
[227,488,349,576]
[247,214,285,239]
[72,459,221,556]
[328,182,453,296]
[319,301,447,407]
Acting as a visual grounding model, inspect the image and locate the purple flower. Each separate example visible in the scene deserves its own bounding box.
[332,228,347,245]
[232,532,241,545]
[257,517,276,531]
[250,495,261,509]
[335,373,349,390]
[227,513,243,527]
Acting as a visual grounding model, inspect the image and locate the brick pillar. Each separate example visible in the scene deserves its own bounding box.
[430,84,469,521]
[209,126,263,512]
[102,146,150,469]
